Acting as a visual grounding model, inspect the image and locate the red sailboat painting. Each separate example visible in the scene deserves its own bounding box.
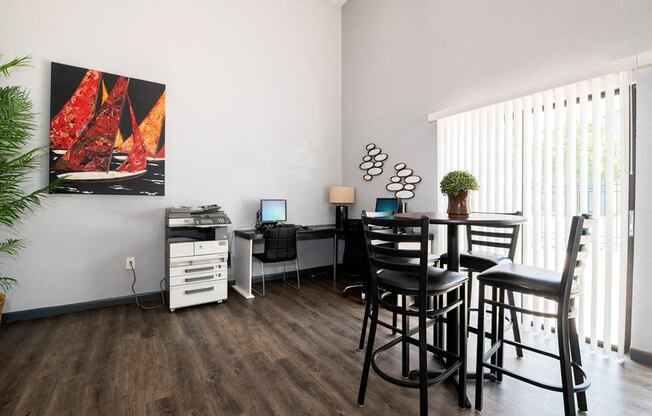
[49,62,166,196]
[49,69,100,153]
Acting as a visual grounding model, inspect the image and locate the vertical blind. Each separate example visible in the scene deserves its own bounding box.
[435,71,632,358]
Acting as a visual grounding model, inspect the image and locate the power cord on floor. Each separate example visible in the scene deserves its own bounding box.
[129,260,165,310]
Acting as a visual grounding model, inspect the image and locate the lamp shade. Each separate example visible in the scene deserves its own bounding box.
[329,186,355,204]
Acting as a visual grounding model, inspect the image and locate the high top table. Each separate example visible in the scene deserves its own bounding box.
[394,211,526,406]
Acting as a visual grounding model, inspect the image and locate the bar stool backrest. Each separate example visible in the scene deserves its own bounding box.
[465,211,522,260]
[561,214,593,301]
[361,211,430,295]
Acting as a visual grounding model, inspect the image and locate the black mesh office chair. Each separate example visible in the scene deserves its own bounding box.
[358,212,469,414]
[252,225,299,296]
[440,211,524,358]
[475,215,592,416]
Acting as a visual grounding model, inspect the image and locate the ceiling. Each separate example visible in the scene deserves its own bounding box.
[330,0,348,6]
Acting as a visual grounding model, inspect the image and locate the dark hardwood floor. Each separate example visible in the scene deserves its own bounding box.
[1,275,651,416]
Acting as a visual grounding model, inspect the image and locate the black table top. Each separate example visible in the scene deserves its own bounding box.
[234,224,338,241]
[394,212,526,226]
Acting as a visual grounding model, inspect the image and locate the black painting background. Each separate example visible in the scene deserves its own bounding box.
[49,62,166,196]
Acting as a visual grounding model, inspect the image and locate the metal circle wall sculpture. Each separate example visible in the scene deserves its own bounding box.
[359,143,384,180]
[385,162,421,200]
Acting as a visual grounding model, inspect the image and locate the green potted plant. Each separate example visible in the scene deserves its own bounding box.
[440,170,479,216]
[0,55,59,323]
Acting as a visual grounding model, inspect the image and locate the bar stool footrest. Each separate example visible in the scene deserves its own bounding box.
[371,335,462,388]
[481,362,590,393]
[480,337,591,393]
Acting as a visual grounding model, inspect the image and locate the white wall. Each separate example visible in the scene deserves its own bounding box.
[632,66,652,355]
[342,1,434,215]
[343,0,652,353]
[343,0,652,213]
[0,0,342,313]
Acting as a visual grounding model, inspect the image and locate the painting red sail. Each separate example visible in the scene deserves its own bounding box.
[49,70,100,150]
[155,144,165,159]
[116,92,165,158]
[117,97,147,173]
[54,76,129,172]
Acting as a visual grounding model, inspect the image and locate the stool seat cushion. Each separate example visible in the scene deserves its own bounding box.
[440,250,511,272]
[378,267,467,295]
[477,263,580,300]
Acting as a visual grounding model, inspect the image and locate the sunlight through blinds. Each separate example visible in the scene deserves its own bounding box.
[435,71,632,356]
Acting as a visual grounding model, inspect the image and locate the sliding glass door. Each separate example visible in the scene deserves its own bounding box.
[435,71,633,358]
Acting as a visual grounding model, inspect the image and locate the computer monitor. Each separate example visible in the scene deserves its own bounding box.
[375,198,398,213]
[260,199,287,223]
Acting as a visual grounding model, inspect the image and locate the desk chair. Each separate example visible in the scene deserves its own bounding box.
[475,215,591,416]
[358,212,468,414]
[252,225,300,296]
[440,211,524,358]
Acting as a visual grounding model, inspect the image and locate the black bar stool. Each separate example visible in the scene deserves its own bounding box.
[440,211,524,358]
[357,212,468,415]
[474,215,592,416]
[356,212,441,351]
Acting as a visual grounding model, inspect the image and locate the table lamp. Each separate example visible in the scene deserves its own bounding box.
[329,186,355,229]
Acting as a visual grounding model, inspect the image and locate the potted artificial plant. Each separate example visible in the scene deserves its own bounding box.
[440,170,479,216]
[0,55,58,323]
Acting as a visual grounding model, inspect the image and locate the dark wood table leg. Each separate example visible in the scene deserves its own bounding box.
[445,224,471,408]
[446,223,460,363]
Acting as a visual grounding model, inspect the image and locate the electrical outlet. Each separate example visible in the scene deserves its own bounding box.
[125,257,136,270]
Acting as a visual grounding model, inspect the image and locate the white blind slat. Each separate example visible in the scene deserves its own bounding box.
[603,74,616,354]
[590,77,603,351]
[578,81,590,337]
[480,108,489,212]
[522,95,534,327]
[505,100,515,213]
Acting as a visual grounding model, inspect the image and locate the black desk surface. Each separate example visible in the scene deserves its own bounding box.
[234,224,339,241]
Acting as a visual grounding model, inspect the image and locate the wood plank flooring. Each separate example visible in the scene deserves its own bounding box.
[1,275,651,416]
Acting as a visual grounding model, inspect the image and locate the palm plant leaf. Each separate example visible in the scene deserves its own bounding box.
[0,55,30,77]
[0,239,25,256]
[0,277,17,293]
[0,86,34,160]
[0,54,55,294]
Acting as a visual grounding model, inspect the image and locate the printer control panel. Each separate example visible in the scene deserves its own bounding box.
[195,216,231,226]
[166,205,232,228]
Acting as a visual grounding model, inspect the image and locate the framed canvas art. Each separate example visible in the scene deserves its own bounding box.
[49,62,166,196]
